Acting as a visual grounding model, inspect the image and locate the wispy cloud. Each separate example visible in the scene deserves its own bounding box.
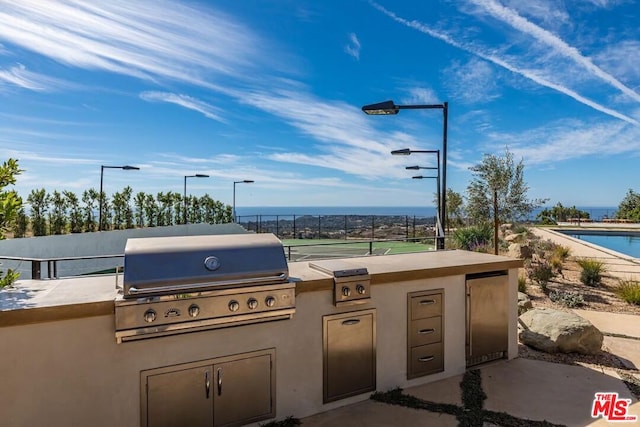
[370,2,639,126]
[0,0,264,87]
[401,86,441,105]
[485,119,640,165]
[466,0,640,103]
[0,63,71,91]
[139,91,225,122]
[444,58,500,104]
[344,33,361,60]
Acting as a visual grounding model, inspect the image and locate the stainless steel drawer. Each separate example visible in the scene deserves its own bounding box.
[409,316,442,347]
[410,293,442,320]
[409,343,443,377]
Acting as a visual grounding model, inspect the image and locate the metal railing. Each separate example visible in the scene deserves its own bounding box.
[0,235,441,280]
[0,254,123,280]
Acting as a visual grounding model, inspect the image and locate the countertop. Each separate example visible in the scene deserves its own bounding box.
[0,250,522,327]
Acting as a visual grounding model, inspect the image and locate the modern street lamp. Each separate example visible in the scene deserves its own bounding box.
[362,100,448,249]
[407,163,441,221]
[99,165,140,231]
[233,180,254,222]
[183,174,210,224]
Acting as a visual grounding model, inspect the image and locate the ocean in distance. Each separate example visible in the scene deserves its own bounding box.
[235,206,619,221]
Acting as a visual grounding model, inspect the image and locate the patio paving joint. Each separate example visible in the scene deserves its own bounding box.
[370,369,566,427]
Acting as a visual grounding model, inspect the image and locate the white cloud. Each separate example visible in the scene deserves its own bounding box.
[401,87,441,105]
[0,63,72,91]
[0,0,266,87]
[444,58,500,104]
[465,0,640,103]
[484,119,640,165]
[344,33,361,60]
[139,91,225,122]
[370,2,639,126]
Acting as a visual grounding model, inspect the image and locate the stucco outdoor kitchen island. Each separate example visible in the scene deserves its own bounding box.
[0,248,522,427]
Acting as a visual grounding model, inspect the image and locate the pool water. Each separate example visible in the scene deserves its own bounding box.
[561,231,640,258]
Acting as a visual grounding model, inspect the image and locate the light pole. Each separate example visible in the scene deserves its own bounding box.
[183,174,210,224]
[99,165,140,231]
[233,180,254,222]
[406,161,440,221]
[362,100,448,249]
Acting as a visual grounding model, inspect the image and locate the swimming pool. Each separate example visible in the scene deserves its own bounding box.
[557,230,640,258]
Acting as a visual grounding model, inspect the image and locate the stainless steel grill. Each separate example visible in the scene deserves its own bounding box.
[115,233,295,343]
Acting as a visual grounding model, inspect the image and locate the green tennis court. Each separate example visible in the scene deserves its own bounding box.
[281,239,435,261]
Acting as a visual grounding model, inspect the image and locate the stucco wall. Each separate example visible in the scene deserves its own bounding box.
[0,271,517,426]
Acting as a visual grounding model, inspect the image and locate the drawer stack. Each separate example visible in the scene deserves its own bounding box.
[407,289,444,379]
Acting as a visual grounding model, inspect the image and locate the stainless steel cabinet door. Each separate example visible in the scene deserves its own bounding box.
[146,365,213,427]
[466,274,508,365]
[323,309,376,403]
[213,354,273,427]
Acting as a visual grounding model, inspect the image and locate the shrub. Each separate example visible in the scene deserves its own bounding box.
[528,261,555,293]
[512,224,529,235]
[549,290,585,308]
[552,245,571,260]
[616,279,640,305]
[0,269,19,289]
[576,258,606,287]
[518,275,527,293]
[451,223,493,251]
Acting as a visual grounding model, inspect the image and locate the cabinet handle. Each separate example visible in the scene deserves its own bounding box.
[205,370,210,399]
[418,328,435,335]
[418,356,435,362]
[217,368,223,396]
[342,319,360,326]
[419,299,436,305]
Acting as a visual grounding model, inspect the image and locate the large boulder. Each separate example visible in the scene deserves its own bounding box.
[508,243,533,259]
[519,308,603,355]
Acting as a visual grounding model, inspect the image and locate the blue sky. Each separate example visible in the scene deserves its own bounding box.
[1,0,639,209]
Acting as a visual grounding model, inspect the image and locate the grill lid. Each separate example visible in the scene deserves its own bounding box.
[122,233,288,298]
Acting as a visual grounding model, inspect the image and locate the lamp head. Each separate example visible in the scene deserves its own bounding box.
[122,165,140,170]
[195,174,209,178]
[391,148,412,156]
[362,100,399,115]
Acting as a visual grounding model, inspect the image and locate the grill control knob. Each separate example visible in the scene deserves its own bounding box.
[342,286,351,297]
[247,298,258,310]
[356,284,366,295]
[228,300,240,312]
[188,304,200,318]
[265,296,276,307]
[143,309,157,323]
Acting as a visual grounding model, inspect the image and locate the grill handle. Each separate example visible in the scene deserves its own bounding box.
[127,273,288,296]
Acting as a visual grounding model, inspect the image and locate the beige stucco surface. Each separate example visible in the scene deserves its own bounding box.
[0,250,521,426]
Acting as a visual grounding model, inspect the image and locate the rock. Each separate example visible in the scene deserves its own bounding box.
[517,292,533,315]
[519,308,603,355]
[504,233,520,243]
[508,243,533,259]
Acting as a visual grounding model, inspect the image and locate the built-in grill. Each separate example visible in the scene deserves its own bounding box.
[114,233,295,343]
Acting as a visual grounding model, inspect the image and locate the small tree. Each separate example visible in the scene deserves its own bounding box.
[466,148,547,253]
[616,189,640,222]
[27,188,49,236]
[0,159,24,238]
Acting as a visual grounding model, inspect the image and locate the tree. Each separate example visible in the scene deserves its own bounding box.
[27,188,49,236]
[134,191,146,228]
[537,202,590,225]
[0,158,23,239]
[64,191,83,233]
[12,207,28,238]
[444,189,465,229]
[49,190,68,235]
[82,189,99,232]
[466,148,546,224]
[616,189,640,222]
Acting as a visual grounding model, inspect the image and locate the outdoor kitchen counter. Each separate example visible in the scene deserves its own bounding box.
[0,249,521,327]
[290,249,522,292]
